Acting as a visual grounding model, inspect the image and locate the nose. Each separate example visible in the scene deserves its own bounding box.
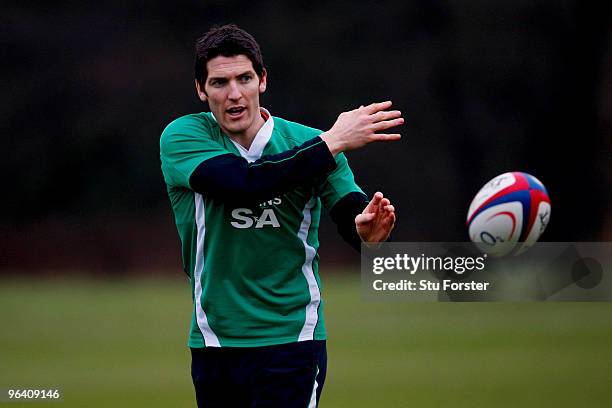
[228,80,241,101]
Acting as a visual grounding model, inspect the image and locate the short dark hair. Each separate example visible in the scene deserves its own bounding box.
[194,24,265,86]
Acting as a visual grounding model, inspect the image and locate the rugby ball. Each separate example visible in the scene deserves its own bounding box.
[467,172,551,256]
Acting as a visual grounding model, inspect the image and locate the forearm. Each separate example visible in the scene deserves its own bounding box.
[330,192,369,252]
[189,136,336,205]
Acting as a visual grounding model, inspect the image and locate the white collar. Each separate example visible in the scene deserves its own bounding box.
[211,108,274,163]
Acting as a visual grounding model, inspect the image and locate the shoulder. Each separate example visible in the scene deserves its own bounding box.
[161,112,216,137]
[160,112,217,152]
[272,116,322,144]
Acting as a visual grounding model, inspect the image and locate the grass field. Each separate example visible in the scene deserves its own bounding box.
[1,271,612,407]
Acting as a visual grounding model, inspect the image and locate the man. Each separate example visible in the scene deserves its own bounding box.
[160,24,402,407]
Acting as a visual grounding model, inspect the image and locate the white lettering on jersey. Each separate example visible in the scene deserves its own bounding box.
[230,208,281,229]
[255,208,280,228]
[230,208,254,228]
[259,197,282,208]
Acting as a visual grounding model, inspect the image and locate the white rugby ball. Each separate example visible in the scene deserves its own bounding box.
[467,172,551,256]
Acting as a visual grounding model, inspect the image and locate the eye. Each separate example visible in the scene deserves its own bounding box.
[209,79,226,88]
[239,74,253,83]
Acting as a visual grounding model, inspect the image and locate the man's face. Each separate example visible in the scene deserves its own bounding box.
[196,54,267,140]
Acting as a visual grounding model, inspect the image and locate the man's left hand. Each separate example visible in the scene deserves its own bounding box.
[355,192,396,243]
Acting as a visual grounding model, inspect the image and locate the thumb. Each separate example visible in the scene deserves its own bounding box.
[355,212,376,226]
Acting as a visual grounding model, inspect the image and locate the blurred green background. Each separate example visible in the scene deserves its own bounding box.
[2,272,612,407]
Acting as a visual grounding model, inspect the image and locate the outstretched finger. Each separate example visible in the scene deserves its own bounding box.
[370,110,402,123]
[373,117,404,131]
[370,134,402,142]
[364,101,393,114]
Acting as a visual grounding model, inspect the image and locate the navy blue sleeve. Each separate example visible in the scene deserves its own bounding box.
[329,192,369,252]
[189,136,336,206]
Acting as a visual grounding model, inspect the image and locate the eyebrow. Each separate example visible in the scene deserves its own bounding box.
[208,70,254,82]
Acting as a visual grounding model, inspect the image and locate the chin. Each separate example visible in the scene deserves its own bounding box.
[225,117,252,133]
[223,123,248,136]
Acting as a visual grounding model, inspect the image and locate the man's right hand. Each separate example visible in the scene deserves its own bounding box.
[320,101,403,156]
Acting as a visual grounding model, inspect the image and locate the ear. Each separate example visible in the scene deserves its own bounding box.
[195,79,207,102]
[258,69,267,93]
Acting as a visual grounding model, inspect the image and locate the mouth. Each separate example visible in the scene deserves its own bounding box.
[226,106,246,119]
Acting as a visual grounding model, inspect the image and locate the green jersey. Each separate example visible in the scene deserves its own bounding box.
[160,109,362,348]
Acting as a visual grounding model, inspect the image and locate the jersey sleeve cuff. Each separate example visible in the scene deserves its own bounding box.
[312,135,338,174]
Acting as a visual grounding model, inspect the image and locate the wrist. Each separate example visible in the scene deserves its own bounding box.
[320,132,342,157]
